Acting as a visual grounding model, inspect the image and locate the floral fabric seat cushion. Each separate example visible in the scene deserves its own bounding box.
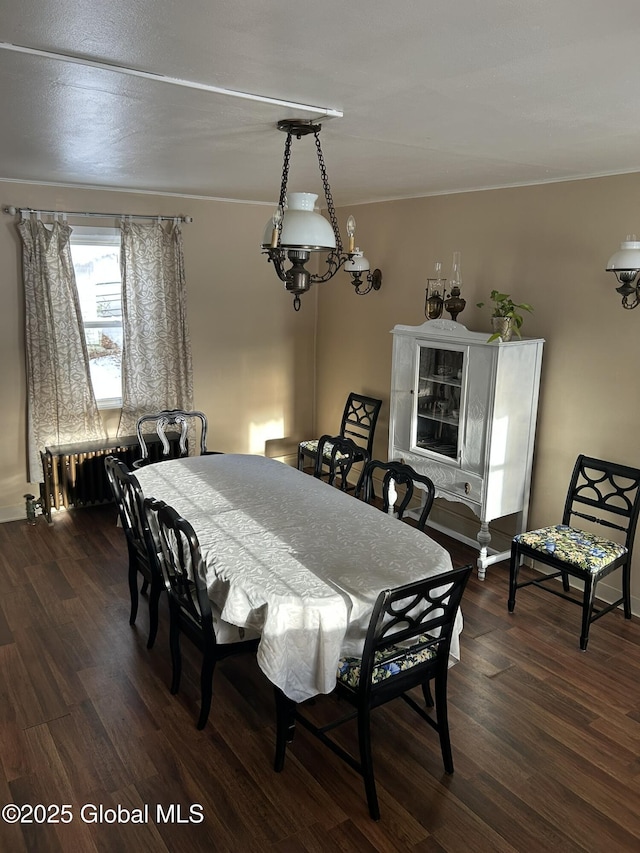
[337,636,436,689]
[299,438,362,462]
[514,524,627,574]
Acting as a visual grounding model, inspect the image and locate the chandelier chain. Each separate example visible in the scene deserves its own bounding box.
[314,132,343,253]
[278,132,293,224]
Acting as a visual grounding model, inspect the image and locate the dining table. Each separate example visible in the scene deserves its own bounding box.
[134,453,462,704]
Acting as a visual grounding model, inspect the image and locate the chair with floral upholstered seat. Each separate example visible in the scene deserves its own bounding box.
[508,454,640,650]
[274,564,472,820]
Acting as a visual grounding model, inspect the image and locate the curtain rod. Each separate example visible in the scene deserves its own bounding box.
[2,206,193,223]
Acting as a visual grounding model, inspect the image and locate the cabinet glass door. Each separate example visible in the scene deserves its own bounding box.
[413,344,465,460]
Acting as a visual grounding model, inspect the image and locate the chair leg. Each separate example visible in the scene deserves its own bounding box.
[146,576,162,650]
[422,680,434,708]
[140,578,149,596]
[299,448,317,474]
[357,706,380,820]
[507,541,520,613]
[560,571,570,592]
[434,673,454,774]
[623,560,632,619]
[169,603,182,694]
[580,577,597,651]
[274,688,297,772]
[197,642,216,730]
[128,557,139,626]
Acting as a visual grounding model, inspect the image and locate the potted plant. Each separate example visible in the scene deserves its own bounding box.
[476,290,533,342]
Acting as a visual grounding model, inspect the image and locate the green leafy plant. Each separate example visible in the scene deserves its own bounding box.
[476,289,533,341]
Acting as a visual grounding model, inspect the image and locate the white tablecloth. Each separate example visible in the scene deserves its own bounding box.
[135,454,460,702]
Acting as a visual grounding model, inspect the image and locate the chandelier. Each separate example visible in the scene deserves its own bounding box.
[261,119,382,311]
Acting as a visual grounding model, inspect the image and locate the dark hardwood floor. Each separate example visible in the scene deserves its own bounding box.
[1,503,639,852]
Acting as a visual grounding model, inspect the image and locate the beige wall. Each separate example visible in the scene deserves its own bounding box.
[317,174,640,605]
[0,180,316,518]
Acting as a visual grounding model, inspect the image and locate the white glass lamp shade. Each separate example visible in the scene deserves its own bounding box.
[606,234,640,272]
[261,192,336,252]
[343,249,370,272]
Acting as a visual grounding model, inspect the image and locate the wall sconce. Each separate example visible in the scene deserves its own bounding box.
[425,262,445,319]
[606,234,640,309]
[444,250,466,321]
[343,248,382,295]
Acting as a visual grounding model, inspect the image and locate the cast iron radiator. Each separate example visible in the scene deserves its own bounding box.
[36,432,180,524]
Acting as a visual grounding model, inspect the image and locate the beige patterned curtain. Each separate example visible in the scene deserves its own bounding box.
[117,222,193,437]
[19,217,107,482]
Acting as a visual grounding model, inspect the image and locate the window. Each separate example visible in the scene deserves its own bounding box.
[70,226,123,408]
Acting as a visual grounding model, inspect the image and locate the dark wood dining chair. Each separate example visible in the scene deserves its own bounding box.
[134,408,214,468]
[313,434,369,491]
[358,459,438,707]
[143,498,259,729]
[508,454,640,650]
[358,459,436,531]
[105,455,163,649]
[298,392,382,473]
[274,565,472,820]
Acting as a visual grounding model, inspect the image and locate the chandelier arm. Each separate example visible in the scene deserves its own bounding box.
[314,132,343,253]
[309,250,346,283]
[266,249,289,282]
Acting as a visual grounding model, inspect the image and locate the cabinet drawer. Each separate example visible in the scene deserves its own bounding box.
[436,474,483,503]
[430,468,483,504]
[395,450,483,504]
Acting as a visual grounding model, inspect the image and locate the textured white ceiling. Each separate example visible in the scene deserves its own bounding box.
[2,0,640,206]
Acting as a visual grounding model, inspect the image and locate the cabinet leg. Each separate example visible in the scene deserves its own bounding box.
[476,521,491,581]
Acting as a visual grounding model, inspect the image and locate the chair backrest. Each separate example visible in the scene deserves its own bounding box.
[143,498,212,630]
[563,455,640,554]
[314,434,369,490]
[360,565,472,697]
[105,455,150,561]
[339,393,382,457]
[135,409,208,467]
[359,459,436,531]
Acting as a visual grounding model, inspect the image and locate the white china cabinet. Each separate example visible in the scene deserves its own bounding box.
[389,319,544,578]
